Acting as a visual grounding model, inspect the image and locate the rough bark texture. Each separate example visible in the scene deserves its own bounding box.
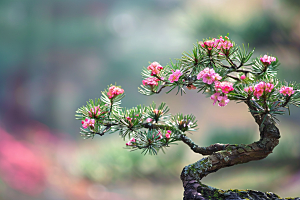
[180,120,300,200]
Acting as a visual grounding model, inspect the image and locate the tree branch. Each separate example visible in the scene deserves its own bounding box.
[180,134,228,155]
[180,116,289,200]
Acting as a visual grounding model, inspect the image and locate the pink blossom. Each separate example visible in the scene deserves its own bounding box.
[215,81,234,94]
[280,86,294,96]
[217,95,230,107]
[81,118,95,129]
[214,74,222,81]
[165,131,171,139]
[88,106,101,118]
[153,109,159,115]
[126,141,131,146]
[146,118,153,123]
[142,77,160,86]
[216,36,233,53]
[264,82,274,93]
[210,92,220,105]
[201,38,220,50]
[240,75,246,80]
[197,68,221,85]
[126,117,132,121]
[217,40,233,50]
[203,74,215,84]
[169,70,182,83]
[252,82,274,98]
[244,86,254,93]
[260,55,276,65]
[147,62,163,76]
[126,137,136,146]
[107,86,124,99]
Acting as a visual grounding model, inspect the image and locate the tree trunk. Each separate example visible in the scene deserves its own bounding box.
[180,120,300,200]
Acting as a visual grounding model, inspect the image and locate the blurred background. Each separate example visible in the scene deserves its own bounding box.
[1,0,300,199]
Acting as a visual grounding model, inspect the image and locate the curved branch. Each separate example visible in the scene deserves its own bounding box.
[180,117,294,200]
[180,134,228,155]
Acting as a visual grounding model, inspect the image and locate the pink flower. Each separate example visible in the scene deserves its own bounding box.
[169,70,182,83]
[244,86,254,93]
[203,73,215,84]
[126,137,136,146]
[214,74,222,81]
[88,106,101,118]
[126,141,131,146]
[107,86,124,99]
[264,82,274,93]
[166,130,172,139]
[210,92,220,105]
[146,118,153,123]
[201,38,220,50]
[252,82,274,98]
[260,55,276,65]
[126,117,132,121]
[142,77,160,86]
[280,86,294,96]
[240,75,246,80]
[215,81,234,94]
[217,95,230,107]
[197,68,221,85]
[81,118,95,129]
[216,36,233,53]
[147,62,163,76]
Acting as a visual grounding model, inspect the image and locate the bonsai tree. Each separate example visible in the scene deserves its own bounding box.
[75,35,300,200]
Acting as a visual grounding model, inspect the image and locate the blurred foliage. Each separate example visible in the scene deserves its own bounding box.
[205,127,256,145]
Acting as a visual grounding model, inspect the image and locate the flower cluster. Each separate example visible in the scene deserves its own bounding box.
[126,137,136,146]
[201,38,219,50]
[209,81,234,107]
[147,62,163,76]
[88,106,106,118]
[215,81,234,94]
[210,93,230,107]
[165,130,171,139]
[244,81,274,99]
[260,55,276,66]
[82,118,95,129]
[197,68,222,84]
[280,86,294,96]
[107,86,124,99]
[142,77,160,86]
[169,69,182,83]
[201,36,233,54]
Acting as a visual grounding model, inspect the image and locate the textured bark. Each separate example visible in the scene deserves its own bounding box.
[180,120,300,200]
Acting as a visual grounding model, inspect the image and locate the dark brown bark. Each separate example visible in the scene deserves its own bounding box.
[180,119,300,200]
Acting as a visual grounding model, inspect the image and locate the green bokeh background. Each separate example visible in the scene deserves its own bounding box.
[1,0,300,199]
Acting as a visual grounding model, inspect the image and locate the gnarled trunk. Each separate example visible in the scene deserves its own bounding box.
[180,121,300,200]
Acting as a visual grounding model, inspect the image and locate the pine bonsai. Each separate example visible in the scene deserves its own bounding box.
[76,35,300,200]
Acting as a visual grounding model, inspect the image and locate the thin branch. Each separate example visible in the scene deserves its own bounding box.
[180,134,228,155]
[154,85,166,94]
